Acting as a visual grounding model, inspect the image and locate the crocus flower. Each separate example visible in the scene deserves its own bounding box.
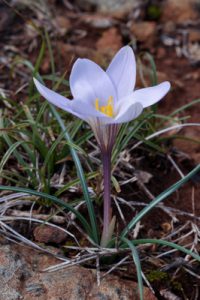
[34,46,170,246]
[33,46,170,152]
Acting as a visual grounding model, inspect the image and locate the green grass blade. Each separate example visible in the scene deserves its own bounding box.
[44,29,55,82]
[0,141,24,173]
[35,101,49,124]
[112,120,142,163]
[44,132,87,169]
[112,114,154,164]
[159,135,200,145]
[0,185,92,236]
[28,39,46,95]
[43,130,66,168]
[22,105,48,159]
[128,239,200,262]
[49,105,99,243]
[33,39,46,76]
[170,98,200,117]
[121,237,144,300]
[144,52,158,85]
[70,119,83,139]
[55,171,98,197]
[0,119,34,180]
[121,164,200,237]
[42,75,69,86]
[133,132,165,153]
[0,173,24,184]
[138,52,157,87]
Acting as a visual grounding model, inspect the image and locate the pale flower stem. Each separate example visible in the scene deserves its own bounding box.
[102,150,112,242]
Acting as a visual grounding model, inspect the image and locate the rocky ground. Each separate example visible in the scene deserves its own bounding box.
[0,237,156,300]
[0,0,200,299]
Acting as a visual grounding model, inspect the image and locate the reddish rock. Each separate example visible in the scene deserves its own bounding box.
[58,42,105,66]
[88,276,157,300]
[0,241,157,300]
[130,21,157,46]
[96,27,122,55]
[33,225,68,244]
[161,0,199,23]
[189,29,200,43]
[23,266,94,300]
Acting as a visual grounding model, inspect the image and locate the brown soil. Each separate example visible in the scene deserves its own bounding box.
[0,1,200,299]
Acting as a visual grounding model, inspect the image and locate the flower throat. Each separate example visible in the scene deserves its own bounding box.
[95,96,114,117]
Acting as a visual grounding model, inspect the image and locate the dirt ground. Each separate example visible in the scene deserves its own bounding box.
[0,1,200,299]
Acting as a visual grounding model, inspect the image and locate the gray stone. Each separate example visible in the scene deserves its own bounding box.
[0,241,157,300]
[0,245,26,300]
[74,0,141,14]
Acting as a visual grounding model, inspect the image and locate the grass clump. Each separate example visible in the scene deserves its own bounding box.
[0,30,200,300]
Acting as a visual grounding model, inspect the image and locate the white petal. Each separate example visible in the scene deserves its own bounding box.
[105,102,143,124]
[115,92,136,116]
[133,82,171,108]
[106,46,136,99]
[70,58,117,106]
[71,99,107,118]
[33,78,73,112]
[34,78,94,121]
[33,78,107,122]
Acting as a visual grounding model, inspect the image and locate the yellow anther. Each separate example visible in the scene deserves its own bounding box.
[106,96,113,117]
[100,106,106,113]
[95,98,99,110]
[95,96,114,118]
